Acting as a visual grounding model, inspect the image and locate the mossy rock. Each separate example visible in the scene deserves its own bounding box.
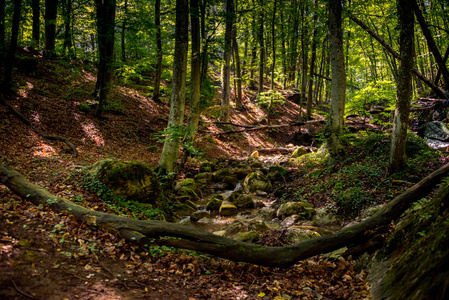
[175,178,197,192]
[285,227,321,244]
[214,168,232,182]
[173,203,196,217]
[190,211,210,222]
[291,146,308,158]
[177,186,200,201]
[88,159,161,204]
[267,165,289,182]
[219,201,238,216]
[277,201,315,219]
[234,231,260,243]
[227,190,255,209]
[243,171,273,193]
[232,166,252,180]
[207,195,224,211]
[222,175,239,190]
[194,172,213,183]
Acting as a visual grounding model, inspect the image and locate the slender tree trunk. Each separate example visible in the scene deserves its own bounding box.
[0,0,6,74]
[300,1,309,116]
[63,0,73,57]
[157,0,189,173]
[306,0,317,120]
[327,0,346,156]
[121,0,128,62]
[94,0,116,117]
[44,0,58,58]
[288,0,299,86]
[411,0,449,89]
[188,0,201,139]
[389,0,414,172]
[232,26,242,110]
[31,0,40,50]
[267,0,277,125]
[153,0,163,101]
[221,0,234,122]
[2,0,22,92]
[258,0,265,94]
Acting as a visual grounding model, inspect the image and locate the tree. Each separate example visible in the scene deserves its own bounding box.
[63,0,74,57]
[2,0,22,92]
[120,0,128,62]
[326,0,346,156]
[221,0,234,122]
[157,0,189,173]
[44,0,58,58]
[31,0,40,50]
[187,0,202,139]
[93,0,116,117]
[258,0,265,94]
[389,0,414,172]
[153,0,163,102]
[306,0,318,120]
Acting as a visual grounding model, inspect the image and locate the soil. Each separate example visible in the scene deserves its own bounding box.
[0,53,371,299]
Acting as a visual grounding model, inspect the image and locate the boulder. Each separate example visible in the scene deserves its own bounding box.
[247,220,269,233]
[214,168,232,182]
[267,165,289,182]
[276,202,315,219]
[243,171,273,193]
[174,178,197,192]
[88,159,161,204]
[190,211,210,222]
[177,186,200,201]
[222,175,239,190]
[232,166,252,180]
[219,201,238,216]
[312,207,341,226]
[173,203,196,216]
[285,226,321,244]
[234,231,260,243]
[206,195,224,211]
[227,190,255,209]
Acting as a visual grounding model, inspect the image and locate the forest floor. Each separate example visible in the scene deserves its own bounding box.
[0,52,446,299]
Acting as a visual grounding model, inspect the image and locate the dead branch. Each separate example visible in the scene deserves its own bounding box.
[215,119,326,135]
[2,162,449,267]
[0,93,78,157]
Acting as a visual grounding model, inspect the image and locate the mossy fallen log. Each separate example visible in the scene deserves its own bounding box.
[1,163,449,267]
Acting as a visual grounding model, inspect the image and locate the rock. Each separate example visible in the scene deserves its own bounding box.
[291,146,308,158]
[177,186,200,201]
[222,175,239,190]
[247,220,269,233]
[199,161,214,173]
[281,215,302,227]
[227,190,255,209]
[312,208,340,226]
[259,208,276,221]
[243,171,273,193]
[173,203,196,216]
[88,159,161,204]
[254,200,266,208]
[234,231,260,243]
[267,165,289,182]
[360,204,384,219]
[277,202,315,219]
[194,172,213,183]
[285,226,321,244]
[190,211,210,222]
[219,201,238,216]
[185,200,197,211]
[174,178,197,192]
[225,220,247,235]
[232,165,252,180]
[212,230,226,236]
[214,168,232,182]
[207,195,224,211]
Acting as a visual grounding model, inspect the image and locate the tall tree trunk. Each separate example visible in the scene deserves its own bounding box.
[221,0,234,122]
[288,0,299,86]
[306,0,317,120]
[258,0,265,94]
[121,0,128,62]
[2,0,22,92]
[0,0,6,73]
[267,0,277,125]
[63,0,73,57]
[300,1,309,117]
[31,0,40,50]
[157,0,189,173]
[411,0,449,90]
[232,25,242,110]
[187,0,201,139]
[44,0,58,58]
[389,0,414,172]
[327,0,346,157]
[94,0,116,117]
[153,0,163,101]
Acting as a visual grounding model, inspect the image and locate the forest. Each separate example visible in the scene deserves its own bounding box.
[1,0,449,299]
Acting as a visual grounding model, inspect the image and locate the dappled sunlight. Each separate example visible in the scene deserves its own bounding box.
[32,141,58,157]
[81,121,105,146]
[30,112,42,125]
[17,82,34,98]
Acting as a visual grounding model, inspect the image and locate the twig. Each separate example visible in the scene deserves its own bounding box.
[11,279,37,299]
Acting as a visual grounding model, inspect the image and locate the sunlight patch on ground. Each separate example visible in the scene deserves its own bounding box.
[81,122,105,146]
[32,142,58,157]
[17,82,34,98]
[30,112,42,125]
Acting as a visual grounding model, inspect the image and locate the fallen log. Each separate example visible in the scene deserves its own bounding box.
[0,93,78,157]
[1,162,449,267]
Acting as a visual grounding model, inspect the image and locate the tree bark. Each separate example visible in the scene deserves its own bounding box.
[327,0,346,156]
[63,0,73,57]
[2,162,449,267]
[2,0,21,92]
[221,0,234,122]
[306,0,318,120]
[31,0,40,50]
[232,25,243,110]
[258,0,265,94]
[267,0,277,125]
[187,0,201,138]
[44,0,58,58]
[121,0,128,62]
[389,0,414,173]
[153,0,163,101]
[157,0,189,173]
[94,0,116,117]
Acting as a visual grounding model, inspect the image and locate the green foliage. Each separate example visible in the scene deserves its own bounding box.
[153,126,204,158]
[78,103,91,113]
[255,90,285,109]
[346,81,396,116]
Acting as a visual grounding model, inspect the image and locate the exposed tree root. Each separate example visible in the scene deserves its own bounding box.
[1,162,449,267]
[0,93,78,157]
[212,119,326,135]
